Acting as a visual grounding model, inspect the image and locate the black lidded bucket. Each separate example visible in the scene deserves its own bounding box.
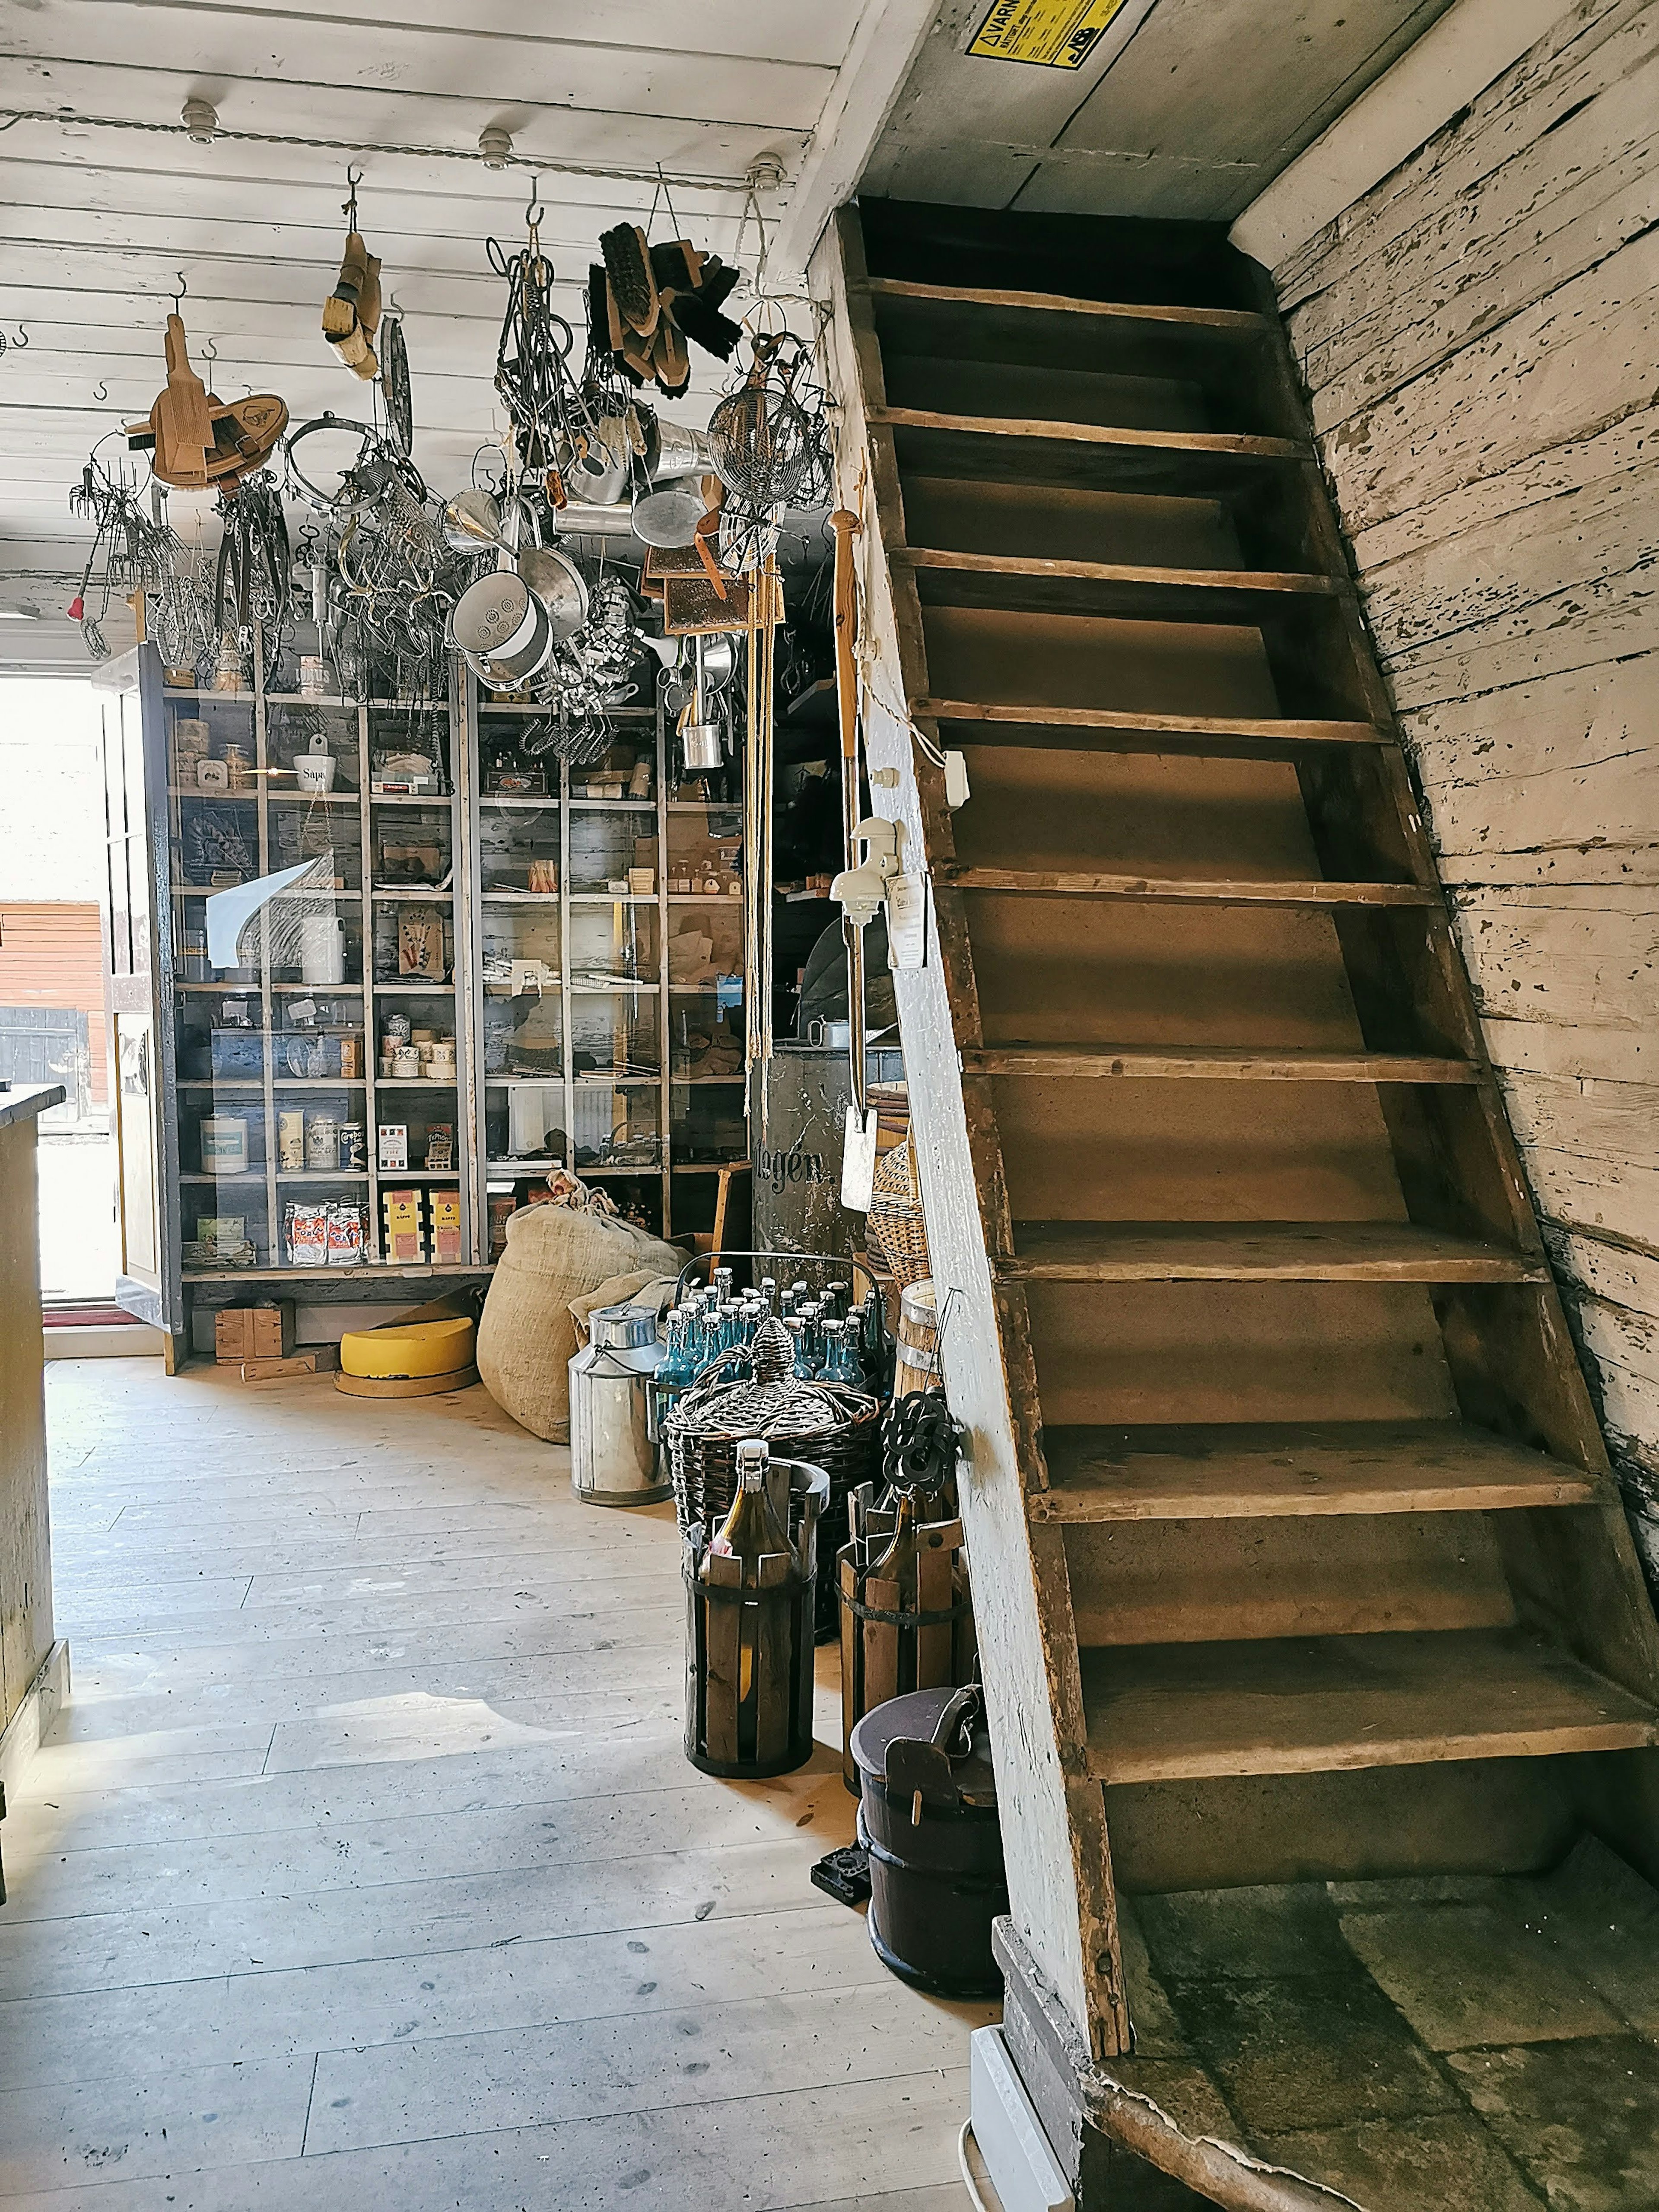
[850,1683,1007,1999]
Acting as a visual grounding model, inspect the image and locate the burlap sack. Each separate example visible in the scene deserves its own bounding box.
[477,1202,681,1442]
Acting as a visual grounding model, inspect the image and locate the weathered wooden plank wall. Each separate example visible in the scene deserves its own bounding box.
[1271,0,1659,1573]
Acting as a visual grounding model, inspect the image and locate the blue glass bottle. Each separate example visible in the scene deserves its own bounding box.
[824,1318,866,1389]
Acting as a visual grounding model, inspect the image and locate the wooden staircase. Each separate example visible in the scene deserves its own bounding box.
[822,200,1659,2206]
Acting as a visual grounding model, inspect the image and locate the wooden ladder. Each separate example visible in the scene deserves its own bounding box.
[823,198,1659,2074]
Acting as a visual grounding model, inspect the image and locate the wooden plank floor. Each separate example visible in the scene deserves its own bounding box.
[0,1361,992,2211]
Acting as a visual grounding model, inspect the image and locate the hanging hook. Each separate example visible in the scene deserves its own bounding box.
[387,289,404,318]
[201,334,218,366]
[13,321,27,349]
[92,378,108,402]
[524,172,544,230]
[172,271,188,314]
[343,164,363,229]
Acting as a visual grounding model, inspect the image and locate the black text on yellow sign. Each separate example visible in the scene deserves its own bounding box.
[966,0,1128,69]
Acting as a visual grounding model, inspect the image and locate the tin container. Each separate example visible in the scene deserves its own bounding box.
[751,1040,906,1262]
[201,1114,250,1176]
[851,1685,1006,1999]
[277,1110,306,1170]
[569,1305,670,1508]
[338,1122,365,1170]
[305,1114,339,1170]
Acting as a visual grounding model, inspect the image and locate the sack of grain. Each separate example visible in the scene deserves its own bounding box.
[477,1191,681,1442]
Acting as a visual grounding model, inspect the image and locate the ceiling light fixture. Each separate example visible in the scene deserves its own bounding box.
[479,124,513,170]
[181,97,219,143]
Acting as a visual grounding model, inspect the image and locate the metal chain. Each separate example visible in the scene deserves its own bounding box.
[0,108,752,193]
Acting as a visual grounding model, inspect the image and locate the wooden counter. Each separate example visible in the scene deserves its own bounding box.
[0,1084,67,1778]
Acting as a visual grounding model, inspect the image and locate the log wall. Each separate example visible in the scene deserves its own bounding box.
[1271,0,1659,1573]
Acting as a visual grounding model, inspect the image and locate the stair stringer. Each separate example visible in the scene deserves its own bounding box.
[817,203,1132,2058]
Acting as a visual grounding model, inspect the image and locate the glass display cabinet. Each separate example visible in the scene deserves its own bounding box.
[465,691,749,1255]
[99,637,750,1362]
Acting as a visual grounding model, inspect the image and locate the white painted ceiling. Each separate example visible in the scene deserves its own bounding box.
[0,0,1460,675]
[0,0,888,671]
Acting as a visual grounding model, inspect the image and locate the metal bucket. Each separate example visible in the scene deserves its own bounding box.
[570,1304,670,1507]
[851,1684,1007,1999]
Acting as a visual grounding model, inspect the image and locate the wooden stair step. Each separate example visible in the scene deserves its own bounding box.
[1033,1419,1608,1522]
[966,1045,1476,1083]
[999,1220,1545,1283]
[870,404,1305,461]
[861,277,1270,334]
[897,547,1335,596]
[916,699,1384,754]
[1080,1627,1659,1783]
[943,867,1435,907]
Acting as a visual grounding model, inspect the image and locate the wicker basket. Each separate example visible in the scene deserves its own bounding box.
[866,1133,931,1289]
[665,1319,880,1639]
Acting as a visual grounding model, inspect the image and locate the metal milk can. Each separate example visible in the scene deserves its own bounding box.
[569,1304,670,1507]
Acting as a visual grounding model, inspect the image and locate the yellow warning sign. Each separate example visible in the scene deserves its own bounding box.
[966,0,1127,68]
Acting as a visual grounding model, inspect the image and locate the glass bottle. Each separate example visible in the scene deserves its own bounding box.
[655,1310,695,1424]
[708,1439,793,1567]
[786,1315,815,1381]
[824,1318,866,1389]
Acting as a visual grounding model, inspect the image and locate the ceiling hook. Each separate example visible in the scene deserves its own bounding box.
[343,164,363,229]
[93,378,108,402]
[524,172,544,231]
[172,271,188,314]
[13,321,27,348]
[202,334,218,365]
[387,289,404,318]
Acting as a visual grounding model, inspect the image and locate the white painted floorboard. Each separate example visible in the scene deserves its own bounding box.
[0,1362,993,2209]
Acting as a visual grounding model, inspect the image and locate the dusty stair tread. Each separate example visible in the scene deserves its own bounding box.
[965,1044,1477,1083]
[1032,1420,1609,1521]
[915,698,1384,750]
[998,1219,1545,1282]
[869,404,1305,459]
[1080,1627,1659,1783]
[941,867,1435,906]
[895,546,1336,595]
[861,277,1270,332]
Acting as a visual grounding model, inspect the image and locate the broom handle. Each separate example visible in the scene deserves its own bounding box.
[831,509,867,1120]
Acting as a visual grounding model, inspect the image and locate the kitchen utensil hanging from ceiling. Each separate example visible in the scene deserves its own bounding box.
[323,170,382,381]
[125,299,288,493]
[709,332,833,574]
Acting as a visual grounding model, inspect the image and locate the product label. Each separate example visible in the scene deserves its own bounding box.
[967,0,1125,67]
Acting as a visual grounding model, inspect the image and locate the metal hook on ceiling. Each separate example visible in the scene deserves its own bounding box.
[524,172,544,231]
[172,270,188,313]
[343,164,363,230]
[387,289,404,318]
[93,379,108,402]
[201,334,218,365]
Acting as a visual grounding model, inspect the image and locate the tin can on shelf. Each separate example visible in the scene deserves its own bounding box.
[338,1122,366,1169]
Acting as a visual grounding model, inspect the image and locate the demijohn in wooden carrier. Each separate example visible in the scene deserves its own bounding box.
[666,1310,879,1639]
[683,1445,828,1779]
[838,1483,975,1788]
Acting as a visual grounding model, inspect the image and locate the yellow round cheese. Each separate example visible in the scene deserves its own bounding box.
[340,1315,475,1379]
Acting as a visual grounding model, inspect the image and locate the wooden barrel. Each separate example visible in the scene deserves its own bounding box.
[893,1278,938,1399]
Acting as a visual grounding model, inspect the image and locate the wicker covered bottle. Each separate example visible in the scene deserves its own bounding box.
[664,1315,878,1638]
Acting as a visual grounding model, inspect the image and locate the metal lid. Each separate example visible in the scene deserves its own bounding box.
[850,1685,997,1807]
[589,1302,661,1351]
